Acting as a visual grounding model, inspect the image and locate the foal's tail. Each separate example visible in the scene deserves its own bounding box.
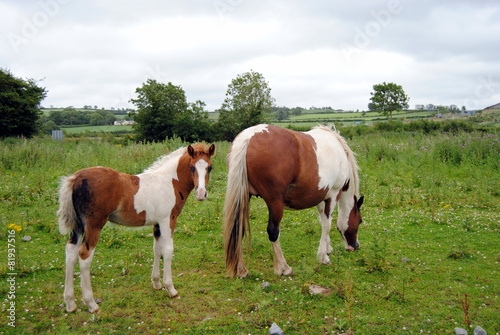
[223,137,251,278]
[57,175,78,235]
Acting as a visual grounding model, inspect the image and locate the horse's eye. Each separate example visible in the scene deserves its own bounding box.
[190,166,195,173]
[208,166,213,173]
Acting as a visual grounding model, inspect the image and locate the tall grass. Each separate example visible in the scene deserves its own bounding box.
[0,130,498,334]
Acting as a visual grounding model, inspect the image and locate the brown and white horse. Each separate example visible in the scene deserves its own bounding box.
[58,143,215,313]
[224,125,363,278]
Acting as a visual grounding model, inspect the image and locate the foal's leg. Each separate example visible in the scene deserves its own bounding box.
[78,224,103,313]
[79,248,99,313]
[317,199,334,264]
[64,234,82,313]
[151,223,178,298]
[267,201,292,276]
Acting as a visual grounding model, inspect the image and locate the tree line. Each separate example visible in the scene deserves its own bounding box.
[1,67,413,141]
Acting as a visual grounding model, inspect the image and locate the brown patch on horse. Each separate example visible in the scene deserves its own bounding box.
[246,125,328,211]
[335,180,350,202]
[324,198,332,219]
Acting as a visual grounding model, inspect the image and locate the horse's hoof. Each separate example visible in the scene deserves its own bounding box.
[88,305,100,314]
[65,301,78,313]
[66,306,77,313]
[152,282,163,290]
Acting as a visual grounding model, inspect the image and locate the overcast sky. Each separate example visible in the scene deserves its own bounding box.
[1,0,499,111]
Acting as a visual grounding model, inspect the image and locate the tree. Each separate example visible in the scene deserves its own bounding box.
[172,100,213,142]
[0,68,47,138]
[216,70,275,141]
[131,79,189,142]
[369,82,409,120]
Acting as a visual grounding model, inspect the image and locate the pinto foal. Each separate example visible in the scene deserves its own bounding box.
[58,143,215,313]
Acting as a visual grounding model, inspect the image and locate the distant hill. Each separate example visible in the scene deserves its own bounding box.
[483,103,500,111]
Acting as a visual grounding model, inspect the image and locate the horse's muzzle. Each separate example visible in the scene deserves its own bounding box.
[195,187,207,201]
[346,242,359,251]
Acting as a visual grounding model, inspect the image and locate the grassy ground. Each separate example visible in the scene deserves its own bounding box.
[0,129,499,334]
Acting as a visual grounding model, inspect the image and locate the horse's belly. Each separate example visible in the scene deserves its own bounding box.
[108,210,146,227]
[284,184,328,210]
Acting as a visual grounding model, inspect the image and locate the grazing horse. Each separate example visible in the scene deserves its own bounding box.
[224,124,363,278]
[58,143,215,313]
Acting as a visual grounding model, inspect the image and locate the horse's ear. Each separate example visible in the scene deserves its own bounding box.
[357,196,364,209]
[187,145,195,157]
[208,143,216,156]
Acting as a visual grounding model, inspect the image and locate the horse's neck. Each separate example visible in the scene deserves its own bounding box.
[142,153,194,192]
[173,153,195,193]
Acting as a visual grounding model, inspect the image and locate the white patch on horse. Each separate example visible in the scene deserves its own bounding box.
[134,150,183,225]
[233,124,269,145]
[307,128,350,192]
[195,159,208,200]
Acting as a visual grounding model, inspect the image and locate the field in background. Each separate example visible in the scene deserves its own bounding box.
[0,129,498,334]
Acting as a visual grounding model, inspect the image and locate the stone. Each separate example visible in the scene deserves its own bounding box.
[22,236,32,242]
[261,281,270,289]
[474,326,487,335]
[454,327,468,335]
[308,284,332,296]
[269,322,284,335]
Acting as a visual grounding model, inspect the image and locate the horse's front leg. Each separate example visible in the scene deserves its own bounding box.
[317,199,334,264]
[151,222,178,298]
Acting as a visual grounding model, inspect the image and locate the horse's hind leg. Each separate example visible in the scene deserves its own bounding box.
[266,200,292,276]
[64,232,81,313]
[78,224,103,313]
[316,199,334,264]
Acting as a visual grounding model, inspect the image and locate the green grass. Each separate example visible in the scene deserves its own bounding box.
[0,130,499,334]
[61,125,134,134]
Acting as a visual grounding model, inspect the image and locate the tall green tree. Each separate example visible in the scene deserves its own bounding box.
[0,68,47,138]
[369,82,409,120]
[172,100,213,142]
[131,79,189,142]
[216,70,275,141]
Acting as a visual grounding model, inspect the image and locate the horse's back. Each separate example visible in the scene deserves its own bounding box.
[70,167,144,225]
[242,125,329,209]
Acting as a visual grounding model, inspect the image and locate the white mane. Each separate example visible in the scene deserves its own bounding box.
[142,146,186,174]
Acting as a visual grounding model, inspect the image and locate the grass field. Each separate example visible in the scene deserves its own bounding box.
[61,125,134,135]
[0,128,499,334]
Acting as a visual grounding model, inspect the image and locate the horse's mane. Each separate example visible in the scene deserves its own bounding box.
[312,125,360,196]
[142,146,186,173]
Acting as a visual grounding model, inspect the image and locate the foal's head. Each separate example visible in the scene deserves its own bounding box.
[340,195,364,251]
[187,143,216,201]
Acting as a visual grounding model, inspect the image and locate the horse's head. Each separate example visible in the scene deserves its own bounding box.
[340,195,364,251]
[187,143,216,201]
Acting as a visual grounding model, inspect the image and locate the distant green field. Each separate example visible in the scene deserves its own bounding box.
[288,110,434,123]
[61,125,133,134]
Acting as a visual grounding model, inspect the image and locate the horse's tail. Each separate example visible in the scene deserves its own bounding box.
[57,175,78,235]
[223,136,251,278]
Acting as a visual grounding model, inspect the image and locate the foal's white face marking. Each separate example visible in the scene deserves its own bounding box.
[194,159,209,201]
